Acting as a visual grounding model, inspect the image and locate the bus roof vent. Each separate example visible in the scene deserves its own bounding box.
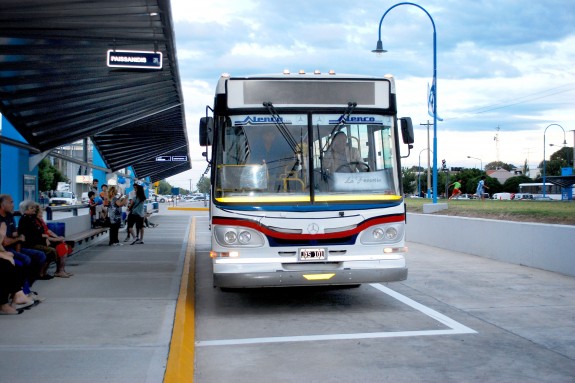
[314,70,321,75]
[298,69,305,74]
[328,69,336,75]
[283,69,290,75]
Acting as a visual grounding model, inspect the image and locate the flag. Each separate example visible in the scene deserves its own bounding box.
[427,79,443,121]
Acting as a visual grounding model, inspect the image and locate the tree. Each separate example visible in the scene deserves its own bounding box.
[484,161,515,171]
[38,158,67,191]
[537,146,573,177]
[402,167,416,195]
[157,180,172,195]
[197,176,211,194]
[502,175,532,193]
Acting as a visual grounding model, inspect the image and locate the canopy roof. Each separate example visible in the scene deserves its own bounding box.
[0,0,190,182]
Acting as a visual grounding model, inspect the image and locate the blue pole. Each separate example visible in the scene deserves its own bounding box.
[374,2,438,203]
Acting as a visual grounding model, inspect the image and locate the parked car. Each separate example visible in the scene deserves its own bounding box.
[513,193,534,200]
[454,193,473,200]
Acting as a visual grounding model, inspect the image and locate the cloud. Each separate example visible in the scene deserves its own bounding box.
[168,0,575,186]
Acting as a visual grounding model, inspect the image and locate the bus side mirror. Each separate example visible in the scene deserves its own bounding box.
[399,117,415,144]
[199,117,213,146]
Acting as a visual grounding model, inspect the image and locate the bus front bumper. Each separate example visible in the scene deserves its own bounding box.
[213,267,407,288]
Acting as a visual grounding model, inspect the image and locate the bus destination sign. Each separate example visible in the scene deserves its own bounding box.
[107,50,163,70]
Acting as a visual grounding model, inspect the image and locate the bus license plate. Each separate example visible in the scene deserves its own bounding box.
[299,248,326,261]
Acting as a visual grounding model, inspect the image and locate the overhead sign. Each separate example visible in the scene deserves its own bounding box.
[155,155,188,162]
[107,50,163,70]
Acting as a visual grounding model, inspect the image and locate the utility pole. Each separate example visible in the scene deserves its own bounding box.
[421,120,432,198]
[494,126,500,164]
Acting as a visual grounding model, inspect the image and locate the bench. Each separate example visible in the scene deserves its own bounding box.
[47,215,108,254]
[65,227,108,247]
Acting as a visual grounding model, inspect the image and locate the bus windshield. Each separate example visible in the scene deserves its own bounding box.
[214,114,400,203]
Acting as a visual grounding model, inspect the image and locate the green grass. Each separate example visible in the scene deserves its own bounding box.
[405,198,575,225]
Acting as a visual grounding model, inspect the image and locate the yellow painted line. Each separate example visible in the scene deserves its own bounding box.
[164,217,196,383]
[168,206,209,211]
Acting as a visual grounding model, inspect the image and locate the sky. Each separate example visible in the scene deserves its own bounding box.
[166,0,575,190]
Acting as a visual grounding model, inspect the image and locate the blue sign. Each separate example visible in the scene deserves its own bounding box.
[107,50,162,70]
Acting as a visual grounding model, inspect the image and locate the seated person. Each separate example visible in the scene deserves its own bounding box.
[323,131,362,173]
[18,201,70,278]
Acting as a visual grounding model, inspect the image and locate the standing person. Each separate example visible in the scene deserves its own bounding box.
[107,186,128,246]
[127,182,146,245]
[88,191,97,228]
[90,179,99,194]
[98,184,109,221]
[448,179,463,200]
[476,176,490,201]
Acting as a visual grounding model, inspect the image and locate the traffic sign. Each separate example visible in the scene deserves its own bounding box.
[107,50,163,70]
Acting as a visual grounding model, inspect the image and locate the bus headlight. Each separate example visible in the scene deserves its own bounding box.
[224,231,237,244]
[238,230,252,244]
[214,226,265,247]
[360,223,404,244]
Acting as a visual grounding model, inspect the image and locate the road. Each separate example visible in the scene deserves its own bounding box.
[190,212,575,382]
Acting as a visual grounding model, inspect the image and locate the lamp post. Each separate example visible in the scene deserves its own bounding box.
[418,148,431,197]
[467,155,483,171]
[373,2,438,203]
[543,124,566,198]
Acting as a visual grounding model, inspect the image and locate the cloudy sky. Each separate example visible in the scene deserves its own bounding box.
[167,0,575,189]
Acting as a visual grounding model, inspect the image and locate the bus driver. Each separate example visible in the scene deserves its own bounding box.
[323,131,362,173]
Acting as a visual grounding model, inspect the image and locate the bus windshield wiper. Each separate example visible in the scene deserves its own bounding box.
[322,102,357,152]
[263,102,299,153]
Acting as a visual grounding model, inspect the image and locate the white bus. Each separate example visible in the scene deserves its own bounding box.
[199,71,414,288]
[518,183,574,200]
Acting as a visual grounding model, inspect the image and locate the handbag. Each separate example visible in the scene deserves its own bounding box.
[55,242,69,257]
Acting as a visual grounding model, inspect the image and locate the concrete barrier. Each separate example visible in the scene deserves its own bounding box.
[406,213,575,277]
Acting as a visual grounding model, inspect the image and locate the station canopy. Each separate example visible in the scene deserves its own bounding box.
[0,0,190,182]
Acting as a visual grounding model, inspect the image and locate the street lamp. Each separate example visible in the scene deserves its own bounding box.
[467,155,483,171]
[373,2,439,203]
[543,124,567,198]
[418,148,432,197]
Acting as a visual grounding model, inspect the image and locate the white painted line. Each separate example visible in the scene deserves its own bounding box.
[369,283,477,335]
[196,283,476,347]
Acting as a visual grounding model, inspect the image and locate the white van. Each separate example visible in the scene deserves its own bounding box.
[492,192,512,200]
[49,191,78,206]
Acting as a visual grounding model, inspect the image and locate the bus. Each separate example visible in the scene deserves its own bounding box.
[518,183,574,200]
[199,71,414,288]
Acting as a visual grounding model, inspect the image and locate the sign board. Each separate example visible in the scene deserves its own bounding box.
[75,175,94,184]
[107,50,163,70]
[156,156,171,162]
[171,156,188,161]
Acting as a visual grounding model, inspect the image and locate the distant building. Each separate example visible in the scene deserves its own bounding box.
[486,168,515,184]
